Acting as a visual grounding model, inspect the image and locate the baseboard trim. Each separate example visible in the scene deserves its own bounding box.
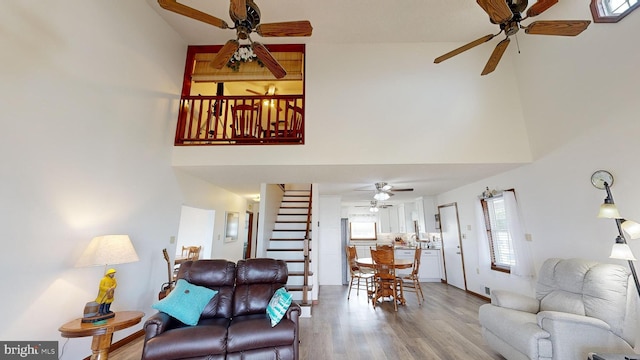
[466,289,490,302]
[82,329,144,360]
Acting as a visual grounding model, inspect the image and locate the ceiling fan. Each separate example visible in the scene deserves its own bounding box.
[158,0,312,79]
[356,200,393,213]
[357,182,414,201]
[434,0,591,75]
[246,84,276,96]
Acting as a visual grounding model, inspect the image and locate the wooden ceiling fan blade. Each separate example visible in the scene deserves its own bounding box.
[526,0,558,18]
[158,0,229,29]
[252,42,287,79]
[477,0,513,24]
[230,0,247,21]
[390,188,414,192]
[256,21,313,37]
[211,40,239,69]
[434,34,495,63]
[245,88,262,95]
[524,20,591,36]
[481,38,510,76]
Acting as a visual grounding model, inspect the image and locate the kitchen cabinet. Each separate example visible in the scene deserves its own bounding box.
[394,248,415,277]
[419,249,443,282]
[394,248,443,282]
[379,207,399,233]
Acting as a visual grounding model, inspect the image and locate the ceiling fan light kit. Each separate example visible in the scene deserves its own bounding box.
[434,0,590,75]
[158,0,312,79]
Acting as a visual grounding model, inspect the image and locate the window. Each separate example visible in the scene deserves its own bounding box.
[481,190,516,273]
[349,222,377,240]
[591,0,639,23]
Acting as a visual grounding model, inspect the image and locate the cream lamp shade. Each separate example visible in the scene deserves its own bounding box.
[598,201,621,219]
[610,242,637,261]
[76,235,140,268]
[622,220,640,240]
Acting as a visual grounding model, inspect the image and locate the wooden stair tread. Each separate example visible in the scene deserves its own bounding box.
[288,271,314,276]
[287,285,313,291]
[272,229,310,232]
[266,248,304,251]
[269,238,311,241]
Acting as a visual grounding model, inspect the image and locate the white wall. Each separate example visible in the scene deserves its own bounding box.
[0,2,186,359]
[257,184,284,257]
[318,196,343,285]
[434,5,640,297]
[172,42,532,169]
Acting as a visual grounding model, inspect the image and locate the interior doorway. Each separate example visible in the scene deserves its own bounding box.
[438,203,467,290]
[244,211,254,259]
[176,205,215,260]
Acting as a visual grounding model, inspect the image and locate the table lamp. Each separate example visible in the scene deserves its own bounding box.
[76,235,139,323]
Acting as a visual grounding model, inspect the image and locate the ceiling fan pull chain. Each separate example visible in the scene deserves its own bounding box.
[515,34,521,54]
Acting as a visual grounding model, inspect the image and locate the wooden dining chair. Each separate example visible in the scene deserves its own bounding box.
[400,248,425,305]
[187,246,201,261]
[345,245,374,300]
[370,248,404,311]
[173,246,202,279]
[266,104,304,142]
[230,104,263,142]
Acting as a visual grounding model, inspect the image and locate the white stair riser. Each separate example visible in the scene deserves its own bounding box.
[285,262,306,272]
[280,202,310,208]
[287,277,312,286]
[279,208,309,215]
[269,240,310,249]
[274,223,308,230]
[267,250,306,259]
[283,196,310,202]
[276,215,308,222]
[299,306,311,318]
[272,231,307,239]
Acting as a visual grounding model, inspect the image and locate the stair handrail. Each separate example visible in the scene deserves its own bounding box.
[302,184,312,305]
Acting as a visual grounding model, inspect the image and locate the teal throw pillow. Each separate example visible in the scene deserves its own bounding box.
[266,287,292,327]
[152,279,217,326]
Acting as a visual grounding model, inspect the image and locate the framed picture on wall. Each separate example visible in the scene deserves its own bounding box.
[225,211,240,242]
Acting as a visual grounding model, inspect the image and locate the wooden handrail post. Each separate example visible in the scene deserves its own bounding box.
[302,184,312,304]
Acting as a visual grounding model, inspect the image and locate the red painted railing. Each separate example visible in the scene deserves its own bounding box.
[174,95,304,145]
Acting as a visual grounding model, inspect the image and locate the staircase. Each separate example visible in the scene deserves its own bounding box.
[266,185,313,317]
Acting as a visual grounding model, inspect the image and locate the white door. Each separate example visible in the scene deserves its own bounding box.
[439,203,466,290]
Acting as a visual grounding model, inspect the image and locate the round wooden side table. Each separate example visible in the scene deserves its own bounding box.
[58,310,144,360]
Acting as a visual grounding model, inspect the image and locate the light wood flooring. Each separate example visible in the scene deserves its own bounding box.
[108,283,504,360]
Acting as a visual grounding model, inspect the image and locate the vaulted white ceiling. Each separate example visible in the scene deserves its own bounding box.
[148,0,598,204]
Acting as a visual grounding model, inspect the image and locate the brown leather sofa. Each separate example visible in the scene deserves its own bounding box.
[142,258,301,360]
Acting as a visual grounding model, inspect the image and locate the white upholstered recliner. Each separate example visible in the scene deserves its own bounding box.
[479,258,638,360]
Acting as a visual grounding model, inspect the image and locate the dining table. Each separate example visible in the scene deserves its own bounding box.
[355,257,413,269]
[355,257,414,306]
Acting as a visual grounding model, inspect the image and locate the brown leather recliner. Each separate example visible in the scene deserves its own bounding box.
[141,258,301,360]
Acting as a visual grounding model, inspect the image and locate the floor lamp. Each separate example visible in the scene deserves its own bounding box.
[591,170,640,299]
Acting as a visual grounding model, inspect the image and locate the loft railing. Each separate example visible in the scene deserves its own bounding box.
[174,95,304,145]
[301,184,312,306]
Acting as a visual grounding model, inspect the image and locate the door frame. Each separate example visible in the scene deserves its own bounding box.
[438,202,468,290]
